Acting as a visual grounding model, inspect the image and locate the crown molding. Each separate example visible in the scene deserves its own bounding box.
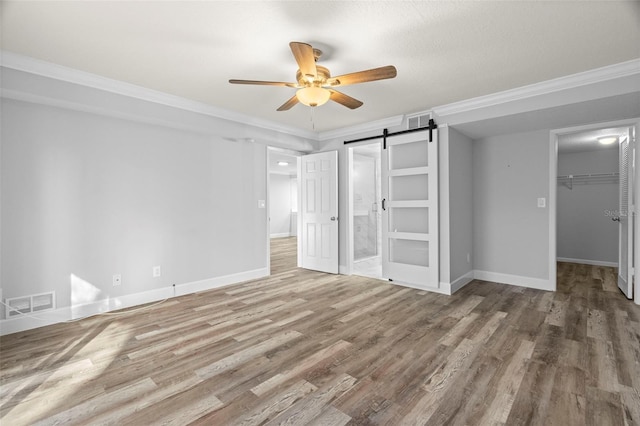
[0,50,319,141]
[433,58,640,117]
[3,50,638,144]
[317,114,405,142]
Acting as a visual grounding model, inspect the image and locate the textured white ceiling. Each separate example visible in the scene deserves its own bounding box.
[558,126,629,154]
[268,150,299,175]
[2,1,639,133]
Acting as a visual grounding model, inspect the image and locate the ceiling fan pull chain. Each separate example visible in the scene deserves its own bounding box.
[310,106,315,130]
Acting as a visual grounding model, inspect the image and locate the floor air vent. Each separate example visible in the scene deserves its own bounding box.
[5,291,55,319]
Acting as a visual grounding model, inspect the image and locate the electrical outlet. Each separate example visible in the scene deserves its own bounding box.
[153,265,161,278]
[113,274,122,286]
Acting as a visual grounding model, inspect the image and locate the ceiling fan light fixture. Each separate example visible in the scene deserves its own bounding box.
[230,42,397,111]
[296,86,330,107]
[598,136,618,145]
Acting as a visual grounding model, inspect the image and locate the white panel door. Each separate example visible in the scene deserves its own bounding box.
[381,130,438,288]
[618,133,634,299]
[299,151,339,274]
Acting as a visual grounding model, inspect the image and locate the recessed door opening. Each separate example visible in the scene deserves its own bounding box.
[350,143,383,279]
[268,147,300,273]
[555,124,634,299]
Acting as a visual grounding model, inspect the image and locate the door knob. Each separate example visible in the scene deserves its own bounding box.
[330,216,337,221]
[612,217,620,222]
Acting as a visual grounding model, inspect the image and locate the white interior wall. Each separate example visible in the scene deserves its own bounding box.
[269,173,293,238]
[289,177,298,213]
[472,130,552,289]
[557,148,619,265]
[0,66,319,334]
[289,176,298,237]
[2,98,267,310]
[447,127,474,287]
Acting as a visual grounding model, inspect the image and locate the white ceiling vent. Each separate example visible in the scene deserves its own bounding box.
[5,291,55,319]
[407,113,432,130]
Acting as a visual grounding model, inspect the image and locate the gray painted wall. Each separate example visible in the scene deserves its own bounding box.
[448,127,474,282]
[269,173,293,237]
[557,148,618,264]
[2,97,268,310]
[472,130,550,280]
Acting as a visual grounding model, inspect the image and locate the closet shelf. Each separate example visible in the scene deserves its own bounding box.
[557,172,619,189]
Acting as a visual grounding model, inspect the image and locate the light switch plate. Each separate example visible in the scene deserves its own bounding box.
[258,200,266,209]
[537,197,546,208]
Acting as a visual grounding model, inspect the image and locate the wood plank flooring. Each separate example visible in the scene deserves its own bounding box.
[1,237,639,425]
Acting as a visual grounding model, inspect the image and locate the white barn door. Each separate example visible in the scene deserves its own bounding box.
[299,151,339,274]
[381,130,439,289]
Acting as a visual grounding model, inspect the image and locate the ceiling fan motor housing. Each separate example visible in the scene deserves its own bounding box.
[296,65,332,88]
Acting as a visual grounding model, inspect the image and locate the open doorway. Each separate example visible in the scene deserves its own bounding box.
[349,142,382,279]
[267,147,299,273]
[554,123,635,299]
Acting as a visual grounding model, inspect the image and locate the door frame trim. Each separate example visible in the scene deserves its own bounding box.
[346,141,384,277]
[346,146,354,275]
[266,146,303,276]
[550,118,640,303]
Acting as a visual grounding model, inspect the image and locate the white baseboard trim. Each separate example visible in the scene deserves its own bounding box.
[557,257,617,268]
[449,271,475,294]
[0,267,269,336]
[385,272,474,296]
[379,268,551,296]
[393,280,450,295]
[174,268,268,296]
[437,282,453,295]
[474,270,553,291]
[270,233,291,238]
[0,306,72,336]
[69,286,174,320]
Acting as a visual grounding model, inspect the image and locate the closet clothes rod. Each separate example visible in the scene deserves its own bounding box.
[557,172,619,190]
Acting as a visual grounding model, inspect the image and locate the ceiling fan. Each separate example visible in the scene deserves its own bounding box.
[229,41,397,111]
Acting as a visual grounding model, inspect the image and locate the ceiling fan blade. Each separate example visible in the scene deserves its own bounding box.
[277,95,299,111]
[289,41,317,79]
[329,90,363,109]
[327,65,397,87]
[229,79,298,88]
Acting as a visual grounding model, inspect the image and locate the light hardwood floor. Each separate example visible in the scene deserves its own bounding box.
[1,237,639,425]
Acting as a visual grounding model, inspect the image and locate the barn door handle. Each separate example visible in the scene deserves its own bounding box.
[382,198,386,211]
